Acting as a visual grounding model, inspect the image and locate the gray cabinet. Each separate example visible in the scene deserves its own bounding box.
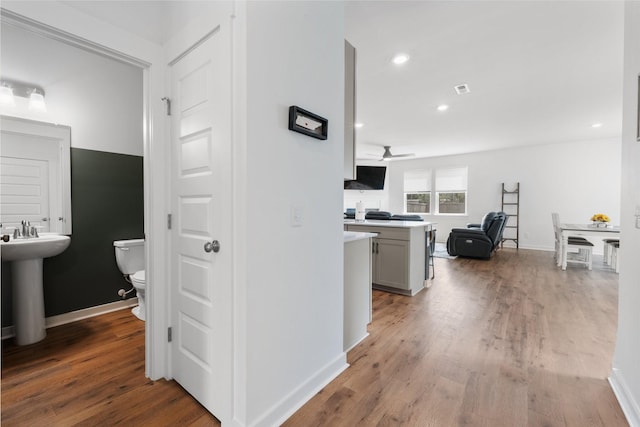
[345,223,428,296]
[373,238,409,289]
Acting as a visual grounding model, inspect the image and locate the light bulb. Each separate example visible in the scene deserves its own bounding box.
[0,86,16,107]
[28,91,47,112]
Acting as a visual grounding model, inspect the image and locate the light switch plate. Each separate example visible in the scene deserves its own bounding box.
[291,206,303,227]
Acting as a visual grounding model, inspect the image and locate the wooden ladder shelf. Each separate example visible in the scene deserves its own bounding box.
[501,182,520,248]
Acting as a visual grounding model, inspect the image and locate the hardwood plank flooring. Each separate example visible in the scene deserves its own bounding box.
[1,309,220,426]
[285,249,626,427]
[2,249,627,426]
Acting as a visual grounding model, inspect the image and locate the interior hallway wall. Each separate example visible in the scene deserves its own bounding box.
[240,1,347,424]
[610,2,640,425]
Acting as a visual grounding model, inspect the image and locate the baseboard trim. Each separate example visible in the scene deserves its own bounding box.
[252,352,348,427]
[609,368,640,427]
[2,298,138,340]
[344,332,369,353]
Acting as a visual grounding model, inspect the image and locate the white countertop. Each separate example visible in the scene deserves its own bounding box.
[344,231,377,243]
[344,219,433,229]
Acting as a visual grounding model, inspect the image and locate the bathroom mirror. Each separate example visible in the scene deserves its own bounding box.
[0,115,72,234]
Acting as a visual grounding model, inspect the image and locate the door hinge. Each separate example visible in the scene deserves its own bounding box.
[168,327,172,342]
[161,97,171,116]
[167,213,172,230]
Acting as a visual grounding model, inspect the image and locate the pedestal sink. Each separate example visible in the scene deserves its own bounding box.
[1,233,71,345]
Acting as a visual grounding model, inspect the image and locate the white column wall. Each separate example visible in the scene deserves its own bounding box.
[610,3,640,426]
[241,2,346,425]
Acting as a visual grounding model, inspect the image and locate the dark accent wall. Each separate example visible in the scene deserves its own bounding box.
[2,148,144,327]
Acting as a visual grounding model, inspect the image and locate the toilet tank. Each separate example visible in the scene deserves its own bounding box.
[113,239,145,275]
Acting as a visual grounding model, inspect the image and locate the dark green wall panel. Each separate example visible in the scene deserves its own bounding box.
[2,148,144,326]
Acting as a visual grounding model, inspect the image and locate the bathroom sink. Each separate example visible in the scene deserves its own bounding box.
[1,234,71,261]
[1,233,71,345]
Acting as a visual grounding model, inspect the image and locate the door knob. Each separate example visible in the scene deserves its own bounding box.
[204,240,220,253]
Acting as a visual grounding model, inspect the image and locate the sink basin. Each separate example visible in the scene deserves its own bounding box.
[1,234,71,261]
[1,233,71,345]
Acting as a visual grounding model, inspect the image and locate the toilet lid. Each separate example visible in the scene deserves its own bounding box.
[131,270,145,284]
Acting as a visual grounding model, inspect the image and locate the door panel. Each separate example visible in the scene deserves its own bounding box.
[170,21,232,420]
[374,239,409,289]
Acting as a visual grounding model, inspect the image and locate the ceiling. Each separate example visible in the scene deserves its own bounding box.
[346,1,624,160]
[17,1,627,160]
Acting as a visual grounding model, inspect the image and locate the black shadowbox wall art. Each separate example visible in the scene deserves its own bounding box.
[288,106,328,140]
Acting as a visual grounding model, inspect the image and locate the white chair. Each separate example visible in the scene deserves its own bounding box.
[551,213,593,270]
[603,238,620,265]
[610,241,620,273]
[551,213,591,266]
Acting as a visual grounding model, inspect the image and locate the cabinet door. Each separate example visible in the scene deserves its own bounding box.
[373,238,409,290]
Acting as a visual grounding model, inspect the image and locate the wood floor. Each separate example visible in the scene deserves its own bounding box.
[2,249,627,426]
[1,309,218,426]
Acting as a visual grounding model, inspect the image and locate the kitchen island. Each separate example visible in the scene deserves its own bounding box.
[343,231,376,351]
[344,219,433,296]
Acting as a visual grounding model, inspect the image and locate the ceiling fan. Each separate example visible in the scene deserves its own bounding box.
[376,145,415,161]
[357,145,415,162]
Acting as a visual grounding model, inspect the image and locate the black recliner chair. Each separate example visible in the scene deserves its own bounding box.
[446,211,507,259]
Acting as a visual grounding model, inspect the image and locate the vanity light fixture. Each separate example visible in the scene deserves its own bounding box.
[392,53,410,65]
[0,79,47,112]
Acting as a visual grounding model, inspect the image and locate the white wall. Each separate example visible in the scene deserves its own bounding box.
[345,138,621,251]
[610,3,640,426]
[0,23,143,156]
[241,2,346,425]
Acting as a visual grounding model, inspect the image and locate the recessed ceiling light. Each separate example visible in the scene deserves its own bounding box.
[437,104,449,112]
[355,123,364,128]
[591,122,603,128]
[392,54,410,65]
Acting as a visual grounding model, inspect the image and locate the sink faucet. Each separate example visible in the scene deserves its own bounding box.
[22,220,30,238]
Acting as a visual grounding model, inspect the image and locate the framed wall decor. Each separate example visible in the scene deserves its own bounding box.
[288,106,328,140]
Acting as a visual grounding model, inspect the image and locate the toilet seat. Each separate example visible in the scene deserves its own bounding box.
[131,270,145,288]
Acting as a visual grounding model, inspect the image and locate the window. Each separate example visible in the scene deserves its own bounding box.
[435,167,467,214]
[404,167,468,215]
[403,170,431,213]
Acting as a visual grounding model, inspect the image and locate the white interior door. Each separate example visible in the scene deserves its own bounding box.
[170,26,233,421]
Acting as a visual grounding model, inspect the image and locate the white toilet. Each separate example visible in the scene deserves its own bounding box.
[113,239,146,321]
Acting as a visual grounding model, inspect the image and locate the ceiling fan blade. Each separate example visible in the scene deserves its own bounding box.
[391,153,414,158]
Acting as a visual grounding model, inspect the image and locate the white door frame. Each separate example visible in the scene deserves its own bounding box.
[2,2,245,398]
[0,7,170,380]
